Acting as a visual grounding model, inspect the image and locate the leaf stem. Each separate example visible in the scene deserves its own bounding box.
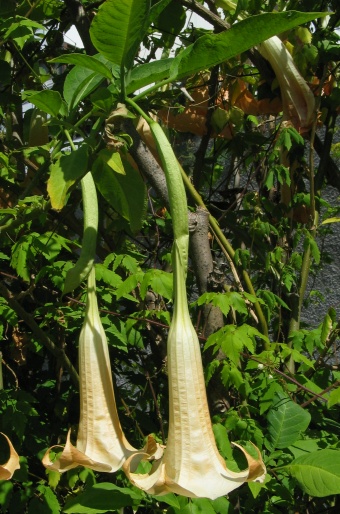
[132,77,174,102]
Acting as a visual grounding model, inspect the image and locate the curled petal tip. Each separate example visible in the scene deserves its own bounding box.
[0,432,20,480]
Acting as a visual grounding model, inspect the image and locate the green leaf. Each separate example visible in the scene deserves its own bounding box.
[22,90,62,118]
[126,58,173,94]
[115,272,144,300]
[90,88,114,114]
[47,145,88,210]
[153,493,180,509]
[305,233,320,264]
[10,233,38,281]
[95,264,123,288]
[321,217,340,225]
[63,482,142,513]
[49,54,113,80]
[156,0,186,50]
[267,392,311,450]
[149,0,174,23]
[210,496,233,514]
[190,498,217,514]
[63,68,105,109]
[170,11,328,81]
[328,386,340,408]
[220,326,244,365]
[104,151,125,175]
[140,269,173,300]
[288,438,322,459]
[90,0,151,68]
[92,150,147,233]
[35,485,60,513]
[286,450,340,497]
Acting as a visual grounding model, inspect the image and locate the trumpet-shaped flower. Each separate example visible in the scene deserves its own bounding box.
[123,241,266,499]
[258,36,315,129]
[0,432,20,480]
[43,267,162,473]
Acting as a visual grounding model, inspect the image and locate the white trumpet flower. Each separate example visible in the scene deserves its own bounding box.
[43,267,162,473]
[123,242,266,499]
[258,36,315,129]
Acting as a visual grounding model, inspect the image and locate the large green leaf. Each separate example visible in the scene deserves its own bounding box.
[286,450,340,497]
[47,145,88,210]
[170,11,327,81]
[63,68,105,109]
[156,0,186,49]
[22,90,62,117]
[126,58,173,94]
[63,482,142,513]
[140,268,173,300]
[49,54,113,80]
[92,150,147,233]
[148,0,173,24]
[90,0,151,68]
[267,392,311,450]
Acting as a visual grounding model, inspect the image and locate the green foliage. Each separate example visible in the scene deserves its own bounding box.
[266,392,311,450]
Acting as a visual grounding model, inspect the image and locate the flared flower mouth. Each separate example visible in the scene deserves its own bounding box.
[0,432,20,480]
[258,36,315,129]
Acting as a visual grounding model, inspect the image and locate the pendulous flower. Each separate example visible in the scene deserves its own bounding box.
[43,267,162,473]
[258,36,315,129]
[123,242,266,499]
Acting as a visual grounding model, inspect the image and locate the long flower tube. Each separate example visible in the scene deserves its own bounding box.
[122,108,266,498]
[43,266,162,472]
[0,432,20,480]
[258,36,315,129]
[43,171,162,472]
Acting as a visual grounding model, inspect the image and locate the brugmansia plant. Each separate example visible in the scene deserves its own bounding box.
[43,114,266,499]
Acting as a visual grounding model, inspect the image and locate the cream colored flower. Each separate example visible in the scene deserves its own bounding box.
[258,36,315,129]
[0,432,20,480]
[43,267,162,473]
[123,242,266,499]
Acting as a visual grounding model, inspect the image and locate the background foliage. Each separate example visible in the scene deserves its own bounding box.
[0,0,340,512]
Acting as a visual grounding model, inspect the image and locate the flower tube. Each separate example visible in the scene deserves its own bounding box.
[258,36,315,129]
